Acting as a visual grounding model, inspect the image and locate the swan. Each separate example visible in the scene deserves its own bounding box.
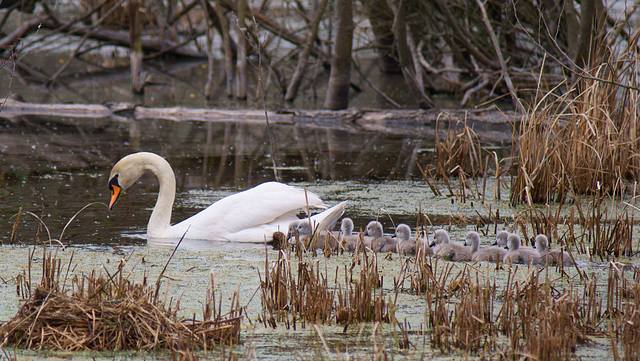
[464,231,480,256]
[396,224,432,256]
[294,221,340,251]
[340,218,366,252]
[472,230,508,263]
[534,234,572,265]
[431,229,472,261]
[503,234,541,265]
[108,152,346,242]
[365,221,395,252]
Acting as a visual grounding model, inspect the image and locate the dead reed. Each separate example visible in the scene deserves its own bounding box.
[0,246,241,354]
[335,251,389,326]
[575,194,635,259]
[511,38,640,205]
[434,119,485,179]
[259,245,391,329]
[451,267,496,353]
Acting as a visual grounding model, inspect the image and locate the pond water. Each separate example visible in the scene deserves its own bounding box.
[0,114,514,245]
[0,113,635,360]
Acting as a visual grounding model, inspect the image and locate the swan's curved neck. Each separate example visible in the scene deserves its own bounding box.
[145,157,176,238]
[470,241,478,253]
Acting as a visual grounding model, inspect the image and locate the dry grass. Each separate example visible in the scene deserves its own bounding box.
[511,39,640,205]
[259,245,390,329]
[434,120,485,179]
[510,193,636,261]
[0,247,241,356]
[406,258,640,359]
[335,251,388,326]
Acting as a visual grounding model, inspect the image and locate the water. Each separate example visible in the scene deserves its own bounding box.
[0,115,514,244]
[0,113,629,360]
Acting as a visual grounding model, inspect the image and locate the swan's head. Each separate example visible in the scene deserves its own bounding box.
[534,234,549,251]
[395,224,411,242]
[341,218,354,235]
[507,234,521,250]
[296,222,311,238]
[108,152,164,210]
[465,231,480,248]
[365,221,382,237]
[432,229,450,246]
[495,230,510,247]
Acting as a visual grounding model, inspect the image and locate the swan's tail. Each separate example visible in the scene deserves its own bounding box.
[306,201,347,233]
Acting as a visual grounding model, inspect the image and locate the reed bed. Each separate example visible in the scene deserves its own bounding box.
[510,192,636,261]
[434,120,485,179]
[511,39,640,205]
[259,245,390,329]
[258,248,335,329]
[0,246,241,355]
[409,258,640,359]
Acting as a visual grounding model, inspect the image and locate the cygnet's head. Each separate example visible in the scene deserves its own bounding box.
[433,229,451,245]
[396,224,412,242]
[287,220,301,239]
[495,231,510,247]
[365,221,383,237]
[296,222,311,238]
[465,231,480,251]
[507,234,521,250]
[534,234,549,252]
[341,218,354,235]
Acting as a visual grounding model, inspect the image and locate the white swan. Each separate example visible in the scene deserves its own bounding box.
[108,152,346,242]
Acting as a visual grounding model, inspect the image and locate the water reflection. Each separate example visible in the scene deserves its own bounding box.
[0,116,512,245]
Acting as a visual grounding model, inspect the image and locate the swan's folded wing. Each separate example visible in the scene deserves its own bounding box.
[305,201,347,232]
[173,182,325,239]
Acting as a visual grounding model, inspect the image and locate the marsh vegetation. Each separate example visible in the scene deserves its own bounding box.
[2,0,640,360]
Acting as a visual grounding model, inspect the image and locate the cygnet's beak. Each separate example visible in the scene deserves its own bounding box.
[429,241,436,247]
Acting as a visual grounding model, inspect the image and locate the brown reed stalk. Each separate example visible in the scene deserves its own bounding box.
[451,267,497,353]
[0,247,241,352]
[511,39,640,205]
[335,252,388,326]
[434,120,486,179]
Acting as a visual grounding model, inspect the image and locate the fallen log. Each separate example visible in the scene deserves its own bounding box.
[0,98,520,134]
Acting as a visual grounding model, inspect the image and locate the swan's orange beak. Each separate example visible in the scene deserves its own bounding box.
[109,185,121,210]
[108,175,121,210]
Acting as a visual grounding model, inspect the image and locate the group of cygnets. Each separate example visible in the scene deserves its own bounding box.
[289,218,572,266]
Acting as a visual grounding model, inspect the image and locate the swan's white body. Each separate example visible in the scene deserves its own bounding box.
[108,152,346,243]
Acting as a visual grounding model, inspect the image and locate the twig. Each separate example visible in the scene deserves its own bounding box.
[284,0,329,101]
[351,58,401,108]
[154,227,189,302]
[475,0,524,113]
[48,31,93,86]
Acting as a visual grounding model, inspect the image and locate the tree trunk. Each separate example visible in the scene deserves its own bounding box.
[391,1,434,109]
[363,0,400,73]
[323,0,353,110]
[128,0,144,94]
[284,0,329,101]
[573,0,606,69]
